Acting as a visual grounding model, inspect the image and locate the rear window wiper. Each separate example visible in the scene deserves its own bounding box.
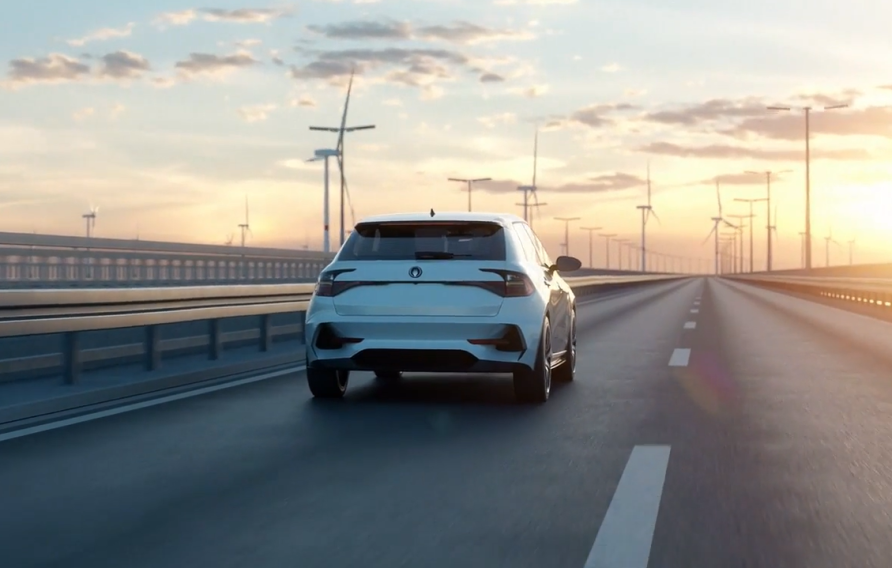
[414,251,473,259]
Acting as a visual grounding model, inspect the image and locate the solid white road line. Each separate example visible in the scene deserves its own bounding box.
[668,348,691,367]
[690,309,699,313]
[583,445,671,568]
[0,365,306,443]
[683,321,697,329]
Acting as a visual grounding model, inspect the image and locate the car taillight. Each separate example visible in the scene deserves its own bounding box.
[504,272,534,297]
[478,269,535,297]
[314,269,356,297]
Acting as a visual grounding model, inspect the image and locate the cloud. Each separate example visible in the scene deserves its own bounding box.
[479,72,505,83]
[154,10,198,26]
[99,50,151,79]
[642,97,767,126]
[201,7,293,23]
[477,112,517,128]
[542,102,638,130]
[72,107,95,121]
[67,23,135,46]
[235,39,263,48]
[478,173,643,195]
[109,103,126,119]
[154,7,293,27]
[642,91,863,132]
[306,20,534,45]
[5,53,90,86]
[288,94,316,107]
[175,52,259,78]
[601,63,620,73]
[289,47,475,93]
[685,172,787,187]
[638,141,872,161]
[509,84,550,98]
[237,103,277,122]
[726,105,892,141]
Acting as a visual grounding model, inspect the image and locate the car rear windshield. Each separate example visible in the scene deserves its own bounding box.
[337,221,507,261]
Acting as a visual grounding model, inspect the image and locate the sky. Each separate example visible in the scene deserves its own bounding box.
[2,0,892,270]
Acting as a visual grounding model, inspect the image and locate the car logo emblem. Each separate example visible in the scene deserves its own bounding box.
[409,266,423,279]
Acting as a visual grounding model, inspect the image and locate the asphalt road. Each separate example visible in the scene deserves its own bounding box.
[4,277,892,567]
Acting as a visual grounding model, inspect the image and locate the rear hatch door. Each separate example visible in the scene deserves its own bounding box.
[329,220,510,317]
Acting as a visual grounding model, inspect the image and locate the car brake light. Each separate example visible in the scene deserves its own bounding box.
[478,269,535,297]
[314,269,356,297]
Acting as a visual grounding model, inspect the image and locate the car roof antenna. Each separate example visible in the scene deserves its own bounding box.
[430,208,435,217]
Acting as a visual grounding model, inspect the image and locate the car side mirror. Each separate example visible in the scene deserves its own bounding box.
[552,255,582,273]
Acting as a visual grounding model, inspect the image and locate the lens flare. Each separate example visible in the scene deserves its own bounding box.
[672,350,738,414]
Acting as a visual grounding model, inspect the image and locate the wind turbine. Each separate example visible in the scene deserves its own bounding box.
[225,234,234,246]
[703,177,738,275]
[517,128,547,229]
[238,195,252,249]
[82,205,98,238]
[307,148,340,253]
[635,162,660,272]
[847,236,856,265]
[824,225,841,267]
[309,69,375,246]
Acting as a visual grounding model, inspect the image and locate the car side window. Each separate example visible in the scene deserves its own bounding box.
[512,222,538,264]
[519,223,551,267]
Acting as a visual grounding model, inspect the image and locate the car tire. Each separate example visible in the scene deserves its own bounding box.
[553,309,576,383]
[307,367,350,398]
[374,370,402,380]
[513,317,552,403]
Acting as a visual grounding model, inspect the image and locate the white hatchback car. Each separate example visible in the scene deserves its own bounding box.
[304,211,582,403]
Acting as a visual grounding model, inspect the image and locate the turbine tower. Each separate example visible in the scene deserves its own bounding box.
[307,148,340,253]
[309,69,375,246]
[238,195,252,249]
[728,213,752,273]
[82,205,98,239]
[745,169,791,271]
[847,237,856,265]
[635,162,660,272]
[703,177,738,275]
[824,225,840,267]
[517,128,547,228]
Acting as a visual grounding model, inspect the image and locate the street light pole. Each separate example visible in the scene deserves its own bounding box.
[767,104,847,270]
[448,177,491,212]
[554,217,581,257]
[580,226,602,268]
[733,198,765,273]
[598,233,617,269]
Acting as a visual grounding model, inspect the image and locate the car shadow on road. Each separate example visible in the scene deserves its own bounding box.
[305,373,573,408]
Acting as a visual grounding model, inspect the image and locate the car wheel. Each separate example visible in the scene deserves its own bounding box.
[374,370,402,380]
[307,367,350,398]
[513,317,552,403]
[553,309,576,383]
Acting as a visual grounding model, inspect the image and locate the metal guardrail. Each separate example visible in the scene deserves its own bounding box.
[0,274,687,425]
[0,231,335,288]
[725,274,892,308]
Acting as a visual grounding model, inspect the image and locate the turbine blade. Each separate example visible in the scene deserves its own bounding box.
[649,208,661,225]
[336,68,354,151]
[702,224,717,245]
[646,161,652,206]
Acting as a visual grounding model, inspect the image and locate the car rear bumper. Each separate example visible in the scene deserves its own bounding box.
[304,315,543,373]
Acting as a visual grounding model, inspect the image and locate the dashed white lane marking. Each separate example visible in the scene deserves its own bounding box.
[0,365,306,443]
[693,300,701,305]
[668,348,691,367]
[684,321,697,329]
[583,445,671,568]
[690,309,699,313]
